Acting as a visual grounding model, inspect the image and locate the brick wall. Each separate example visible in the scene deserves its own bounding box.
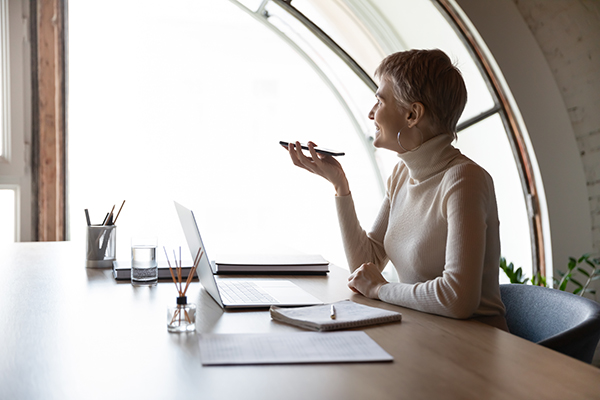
[512,0,600,258]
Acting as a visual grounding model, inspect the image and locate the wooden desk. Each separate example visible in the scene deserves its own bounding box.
[1,242,599,400]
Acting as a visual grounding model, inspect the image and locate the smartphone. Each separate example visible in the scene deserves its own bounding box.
[279,141,345,156]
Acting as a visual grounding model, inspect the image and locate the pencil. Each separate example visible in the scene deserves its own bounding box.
[103,205,116,226]
[112,200,126,224]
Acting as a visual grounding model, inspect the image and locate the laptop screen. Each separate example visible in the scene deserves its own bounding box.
[174,201,224,307]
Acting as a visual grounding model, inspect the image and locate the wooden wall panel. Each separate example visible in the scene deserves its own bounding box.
[33,0,65,241]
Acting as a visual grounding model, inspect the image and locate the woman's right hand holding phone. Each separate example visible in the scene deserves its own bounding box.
[285,141,350,196]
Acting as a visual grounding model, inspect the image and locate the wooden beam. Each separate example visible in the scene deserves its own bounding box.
[33,0,65,241]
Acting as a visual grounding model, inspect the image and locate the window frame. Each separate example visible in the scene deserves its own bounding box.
[230,0,387,195]
[230,0,544,276]
[0,0,33,242]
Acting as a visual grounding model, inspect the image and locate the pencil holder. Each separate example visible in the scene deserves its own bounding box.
[167,296,196,333]
[86,225,117,268]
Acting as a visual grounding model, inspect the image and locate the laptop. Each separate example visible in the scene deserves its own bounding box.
[174,201,323,309]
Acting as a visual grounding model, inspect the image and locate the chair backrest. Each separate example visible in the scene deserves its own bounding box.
[500,284,600,364]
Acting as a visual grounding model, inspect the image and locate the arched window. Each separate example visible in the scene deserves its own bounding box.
[229,0,542,279]
[68,0,542,280]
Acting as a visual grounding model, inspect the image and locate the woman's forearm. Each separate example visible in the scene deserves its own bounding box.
[333,176,350,197]
[335,194,389,271]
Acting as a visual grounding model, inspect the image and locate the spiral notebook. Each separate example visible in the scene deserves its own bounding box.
[270,300,402,331]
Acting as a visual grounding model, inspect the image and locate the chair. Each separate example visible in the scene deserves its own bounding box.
[500,284,600,364]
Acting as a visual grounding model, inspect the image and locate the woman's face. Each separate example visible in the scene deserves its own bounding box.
[368,77,407,152]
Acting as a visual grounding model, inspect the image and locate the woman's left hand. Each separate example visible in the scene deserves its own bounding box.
[347,262,388,299]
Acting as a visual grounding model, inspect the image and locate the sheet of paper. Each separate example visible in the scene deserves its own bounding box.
[199,331,393,365]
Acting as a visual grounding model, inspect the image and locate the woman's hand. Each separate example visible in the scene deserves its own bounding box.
[284,141,350,196]
[348,262,388,299]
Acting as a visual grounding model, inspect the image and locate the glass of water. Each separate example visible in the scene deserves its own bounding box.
[131,236,158,286]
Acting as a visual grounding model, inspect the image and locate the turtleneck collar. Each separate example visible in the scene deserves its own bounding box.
[396,134,461,183]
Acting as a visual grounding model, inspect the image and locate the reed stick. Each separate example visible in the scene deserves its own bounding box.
[164,246,181,295]
[179,247,183,294]
[182,249,203,297]
[174,249,182,294]
[165,246,202,325]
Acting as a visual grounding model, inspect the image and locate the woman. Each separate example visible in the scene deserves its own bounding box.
[285,49,507,330]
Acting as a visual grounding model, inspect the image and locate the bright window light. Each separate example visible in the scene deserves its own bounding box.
[290,0,388,76]
[235,0,264,12]
[68,0,534,281]
[0,188,15,243]
[68,0,383,267]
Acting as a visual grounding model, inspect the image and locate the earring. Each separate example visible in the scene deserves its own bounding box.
[397,125,424,152]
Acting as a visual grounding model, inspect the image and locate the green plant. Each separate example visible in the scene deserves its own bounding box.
[554,254,600,296]
[530,271,547,288]
[500,257,529,284]
[500,254,600,297]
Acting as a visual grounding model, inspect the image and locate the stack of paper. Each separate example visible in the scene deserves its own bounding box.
[214,254,329,274]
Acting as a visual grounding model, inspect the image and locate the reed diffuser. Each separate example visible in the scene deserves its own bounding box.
[164,246,203,333]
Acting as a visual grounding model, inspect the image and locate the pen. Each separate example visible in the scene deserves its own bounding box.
[330,305,336,320]
[84,209,91,226]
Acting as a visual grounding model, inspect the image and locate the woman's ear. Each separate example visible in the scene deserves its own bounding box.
[407,102,425,128]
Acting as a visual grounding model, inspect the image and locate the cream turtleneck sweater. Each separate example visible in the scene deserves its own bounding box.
[336,134,506,322]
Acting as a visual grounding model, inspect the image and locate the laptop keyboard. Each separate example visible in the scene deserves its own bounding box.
[218,280,279,304]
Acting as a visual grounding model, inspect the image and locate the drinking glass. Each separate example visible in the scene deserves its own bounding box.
[131,236,158,286]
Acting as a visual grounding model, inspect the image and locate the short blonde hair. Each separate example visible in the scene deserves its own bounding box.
[374,49,467,138]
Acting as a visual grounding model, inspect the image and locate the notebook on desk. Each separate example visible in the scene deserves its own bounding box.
[174,201,323,309]
[214,254,330,274]
[112,260,197,280]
